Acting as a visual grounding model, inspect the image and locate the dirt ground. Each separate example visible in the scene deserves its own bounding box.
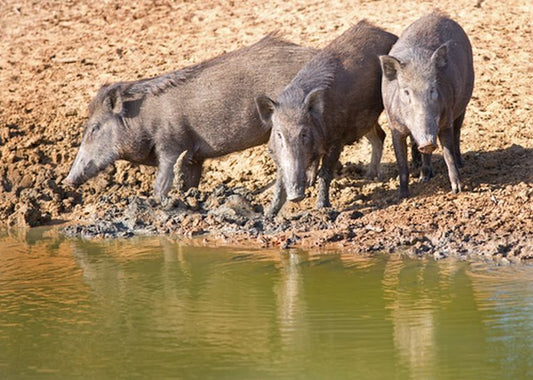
[1,0,531,261]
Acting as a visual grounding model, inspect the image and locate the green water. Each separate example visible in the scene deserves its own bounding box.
[0,229,532,379]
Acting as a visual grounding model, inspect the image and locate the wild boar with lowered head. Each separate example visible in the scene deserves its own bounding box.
[256,21,397,216]
[379,11,474,198]
[64,36,317,200]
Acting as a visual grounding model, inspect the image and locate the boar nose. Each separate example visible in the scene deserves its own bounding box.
[418,143,437,154]
[286,186,305,203]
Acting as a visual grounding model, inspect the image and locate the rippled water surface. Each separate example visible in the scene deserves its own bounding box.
[1,228,532,379]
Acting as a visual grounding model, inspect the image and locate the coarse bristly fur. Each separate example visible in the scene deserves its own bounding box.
[380,10,474,198]
[98,35,307,99]
[67,35,317,200]
[256,20,398,215]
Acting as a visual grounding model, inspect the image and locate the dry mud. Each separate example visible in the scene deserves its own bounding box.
[0,0,531,261]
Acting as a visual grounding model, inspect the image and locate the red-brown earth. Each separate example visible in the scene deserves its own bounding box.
[0,0,531,261]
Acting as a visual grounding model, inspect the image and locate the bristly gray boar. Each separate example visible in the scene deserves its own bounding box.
[379,11,474,198]
[256,21,397,216]
[64,36,317,201]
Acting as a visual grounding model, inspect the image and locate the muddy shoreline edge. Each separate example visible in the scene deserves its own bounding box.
[57,182,532,263]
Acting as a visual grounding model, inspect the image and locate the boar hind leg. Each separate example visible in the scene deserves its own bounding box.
[439,127,462,194]
[365,122,385,179]
[173,151,203,192]
[392,131,410,199]
[181,160,204,191]
[317,146,342,209]
[453,112,466,168]
[267,173,287,217]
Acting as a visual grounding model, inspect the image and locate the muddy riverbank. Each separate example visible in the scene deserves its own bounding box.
[1,0,531,260]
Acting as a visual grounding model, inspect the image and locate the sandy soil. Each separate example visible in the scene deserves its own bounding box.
[1,0,531,261]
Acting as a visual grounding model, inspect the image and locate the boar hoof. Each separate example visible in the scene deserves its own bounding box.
[153,194,171,207]
[451,182,462,194]
[317,200,331,209]
[398,189,410,200]
[266,204,282,218]
[419,166,434,182]
[365,168,381,180]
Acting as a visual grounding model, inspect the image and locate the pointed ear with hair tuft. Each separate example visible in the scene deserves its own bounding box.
[379,55,402,81]
[304,88,325,121]
[432,42,449,68]
[255,95,278,125]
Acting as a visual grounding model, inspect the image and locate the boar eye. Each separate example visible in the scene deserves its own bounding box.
[430,88,438,100]
[301,130,311,144]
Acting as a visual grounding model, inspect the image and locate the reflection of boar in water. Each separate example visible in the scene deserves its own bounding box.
[64,36,317,200]
[256,21,397,216]
[379,11,474,198]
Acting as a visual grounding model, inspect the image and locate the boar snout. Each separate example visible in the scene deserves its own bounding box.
[64,159,99,188]
[286,186,306,203]
[418,143,437,154]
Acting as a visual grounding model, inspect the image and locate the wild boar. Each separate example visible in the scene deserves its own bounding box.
[64,36,317,200]
[379,11,474,198]
[256,21,397,216]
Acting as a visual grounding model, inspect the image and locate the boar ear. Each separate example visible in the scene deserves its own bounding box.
[304,88,325,120]
[104,86,124,115]
[432,42,449,68]
[379,55,401,81]
[255,95,278,125]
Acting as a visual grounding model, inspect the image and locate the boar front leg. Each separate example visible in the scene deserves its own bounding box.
[316,146,342,209]
[267,172,287,217]
[391,130,410,199]
[439,126,462,194]
[154,153,179,201]
[410,139,433,181]
[419,152,434,182]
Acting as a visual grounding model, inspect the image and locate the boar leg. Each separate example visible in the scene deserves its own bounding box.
[316,146,342,209]
[453,111,465,168]
[267,172,287,217]
[439,127,462,194]
[365,122,385,179]
[419,153,434,182]
[392,130,410,199]
[173,150,204,192]
[181,160,204,191]
[154,154,179,201]
[410,137,422,169]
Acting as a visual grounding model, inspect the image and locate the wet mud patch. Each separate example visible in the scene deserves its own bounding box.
[62,181,533,263]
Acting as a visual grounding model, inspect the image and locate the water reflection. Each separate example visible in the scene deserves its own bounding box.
[276,251,305,351]
[0,231,532,379]
[383,256,437,380]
